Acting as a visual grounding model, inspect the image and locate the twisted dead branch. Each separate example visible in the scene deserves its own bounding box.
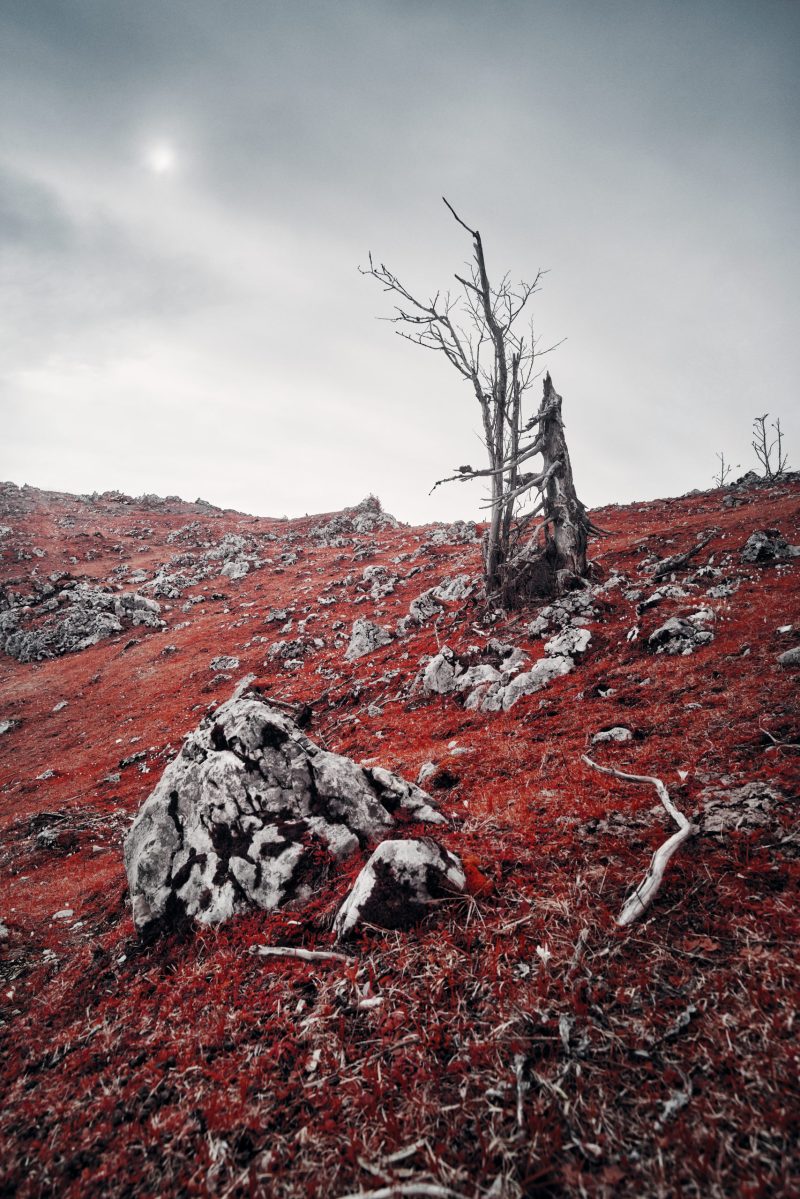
[581,755,696,926]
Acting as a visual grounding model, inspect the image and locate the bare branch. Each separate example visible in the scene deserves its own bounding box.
[581,755,695,927]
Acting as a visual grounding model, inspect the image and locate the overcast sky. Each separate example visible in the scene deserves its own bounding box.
[2,0,798,523]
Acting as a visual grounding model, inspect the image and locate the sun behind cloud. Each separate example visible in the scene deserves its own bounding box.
[144,140,176,175]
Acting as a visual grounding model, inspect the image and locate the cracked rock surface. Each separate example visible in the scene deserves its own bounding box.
[0,583,162,662]
[334,838,466,939]
[648,611,714,656]
[124,693,445,935]
[345,618,393,661]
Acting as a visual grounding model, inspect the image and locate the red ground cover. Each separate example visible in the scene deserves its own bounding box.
[0,480,798,1198]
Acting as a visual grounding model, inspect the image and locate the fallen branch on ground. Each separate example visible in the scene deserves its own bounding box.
[249,945,354,964]
[650,527,718,579]
[581,755,696,926]
[336,1187,469,1199]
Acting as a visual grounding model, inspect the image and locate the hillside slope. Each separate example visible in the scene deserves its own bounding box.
[1,478,798,1199]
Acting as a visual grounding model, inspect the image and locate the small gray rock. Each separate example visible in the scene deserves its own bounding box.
[345,618,394,662]
[500,655,574,709]
[592,727,633,744]
[334,838,465,939]
[648,615,714,656]
[210,655,240,671]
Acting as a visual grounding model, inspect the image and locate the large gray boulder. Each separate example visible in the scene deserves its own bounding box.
[124,694,445,935]
[334,838,466,940]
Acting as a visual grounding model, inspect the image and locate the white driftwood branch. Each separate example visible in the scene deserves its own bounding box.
[249,945,354,964]
[581,755,695,927]
[336,1187,468,1199]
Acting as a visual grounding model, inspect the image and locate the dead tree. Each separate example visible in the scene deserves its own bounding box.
[752,413,789,479]
[362,199,598,606]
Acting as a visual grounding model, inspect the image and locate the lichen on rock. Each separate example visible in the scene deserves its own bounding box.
[124,693,445,936]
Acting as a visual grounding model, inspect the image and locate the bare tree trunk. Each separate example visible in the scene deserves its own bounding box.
[539,374,591,593]
[497,374,595,605]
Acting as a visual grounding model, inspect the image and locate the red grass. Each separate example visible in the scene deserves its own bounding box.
[1,480,798,1197]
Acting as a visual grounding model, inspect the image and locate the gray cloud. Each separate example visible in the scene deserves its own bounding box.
[1,0,798,521]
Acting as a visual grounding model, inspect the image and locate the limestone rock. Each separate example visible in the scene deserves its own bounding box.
[210,655,240,671]
[648,614,714,656]
[407,589,444,626]
[426,520,479,546]
[421,646,459,694]
[500,655,574,709]
[741,529,798,563]
[433,574,474,602]
[124,694,445,935]
[694,782,784,835]
[221,558,250,580]
[345,618,393,662]
[334,838,465,939]
[592,726,633,744]
[544,627,591,658]
[0,584,162,662]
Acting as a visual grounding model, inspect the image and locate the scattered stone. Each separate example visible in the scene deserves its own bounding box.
[706,580,739,599]
[592,727,633,744]
[52,909,74,920]
[648,613,714,656]
[778,646,800,667]
[124,694,445,935]
[210,655,240,671]
[417,762,437,785]
[420,646,459,694]
[334,839,465,939]
[220,558,251,580]
[695,782,785,835]
[52,700,69,712]
[433,574,474,602]
[311,496,399,542]
[426,520,479,546]
[544,627,591,658]
[497,656,574,710]
[0,719,18,736]
[362,564,397,600]
[741,529,798,564]
[345,618,393,662]
[407,589,444,626]
[636,585,689,613]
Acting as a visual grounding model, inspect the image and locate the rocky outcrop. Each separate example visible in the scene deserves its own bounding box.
[0,584,162,662]
[311,496,400,543]
[124,694,445,935]
[741,529,799,564]
[425,520,479,546]
[334,839,465,939]
[694,782,785,835]
[419,629,587,712]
